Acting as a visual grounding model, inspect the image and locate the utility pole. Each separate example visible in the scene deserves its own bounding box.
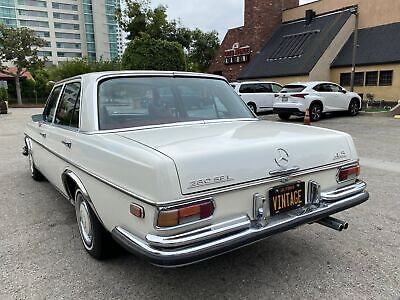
[350,6,359,92]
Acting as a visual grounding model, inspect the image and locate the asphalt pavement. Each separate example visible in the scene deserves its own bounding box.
[0,109,399,299]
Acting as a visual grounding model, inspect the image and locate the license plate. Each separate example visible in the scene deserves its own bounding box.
[269,182,305,216]
[282,96,288,102]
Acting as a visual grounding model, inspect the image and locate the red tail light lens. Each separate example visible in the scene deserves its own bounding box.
[291,93,309,99]
[337,165,360,182]
[157,200,215,228]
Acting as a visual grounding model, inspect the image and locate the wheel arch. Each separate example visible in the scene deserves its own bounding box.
[310,99,324,111]
[62,169,106,226]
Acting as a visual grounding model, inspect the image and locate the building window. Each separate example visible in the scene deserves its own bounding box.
[52,2,78,11]
[35,31,50,38]
[17,0,47,7]
[340,73,351,86]
[37,51,52,57]
[54,22,79,30]
[56,42,81,49]
[354,72,364,86]
[18,9,48,17]
[365,71,378,86]
[55,32,80,39]
[53,12,78,21]
[379,70,393,86]
[0,7,16,17]
[19,19,49,27]
[57,52,82,58]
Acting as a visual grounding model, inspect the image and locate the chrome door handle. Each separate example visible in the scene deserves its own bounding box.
[39,132,46,138]
[62,140,72,148]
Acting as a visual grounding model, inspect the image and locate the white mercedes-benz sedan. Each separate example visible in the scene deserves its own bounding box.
[23,71,369,266]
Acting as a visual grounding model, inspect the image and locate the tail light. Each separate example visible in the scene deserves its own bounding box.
[157,200,214,228]
[291,93,308,99]
[337,164,360,183]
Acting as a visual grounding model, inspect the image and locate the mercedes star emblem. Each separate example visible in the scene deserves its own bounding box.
[275,148,290,168]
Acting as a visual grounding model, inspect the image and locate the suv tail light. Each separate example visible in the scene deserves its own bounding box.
[291,93,309,99]
[337,164,360,183]
[157,200,214,228]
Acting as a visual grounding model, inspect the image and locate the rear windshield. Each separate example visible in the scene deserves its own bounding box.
[280,85,306,93]
[98,77,254,130]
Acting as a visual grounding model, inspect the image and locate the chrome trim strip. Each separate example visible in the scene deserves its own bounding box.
[146,216,251,248]
[87,118,258,135]
[26,133,357,208]
[112,185,369,267]
[269,166,300,176]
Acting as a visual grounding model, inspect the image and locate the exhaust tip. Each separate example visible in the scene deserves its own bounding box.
[343,222,349,230]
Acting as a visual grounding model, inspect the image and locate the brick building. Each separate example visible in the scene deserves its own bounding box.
[208,0,298,81]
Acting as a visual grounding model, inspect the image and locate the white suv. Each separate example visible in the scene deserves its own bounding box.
[273,81,362,122]
[231,81,282,114]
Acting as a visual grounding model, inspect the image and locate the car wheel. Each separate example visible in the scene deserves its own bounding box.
[75,189,113,259]
[28,152,44,181]
[247,103,257,114]
[278,113,291,121]
[310,103,322,122]
[348,99,359,116]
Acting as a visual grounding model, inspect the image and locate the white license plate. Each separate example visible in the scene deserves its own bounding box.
[282,96,288,102]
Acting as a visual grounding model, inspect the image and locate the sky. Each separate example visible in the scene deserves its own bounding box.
[151,0,317,40]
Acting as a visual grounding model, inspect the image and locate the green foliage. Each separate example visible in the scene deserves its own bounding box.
[117,0,219,72]
[187,29,220,72]
[0,24,47,104]
[0,87,8,102]
[0,24,46,71]
[47,58,121,81]
[122,34,186,71]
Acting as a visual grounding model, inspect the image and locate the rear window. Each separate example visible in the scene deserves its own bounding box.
[98,77,254,130]
[280,85,306,93]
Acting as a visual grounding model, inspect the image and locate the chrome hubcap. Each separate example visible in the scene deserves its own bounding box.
[78,200,93,247]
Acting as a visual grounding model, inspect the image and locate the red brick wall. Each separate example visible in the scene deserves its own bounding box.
[208,0,299,82]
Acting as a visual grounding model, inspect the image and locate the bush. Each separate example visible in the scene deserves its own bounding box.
[122,34,186,71]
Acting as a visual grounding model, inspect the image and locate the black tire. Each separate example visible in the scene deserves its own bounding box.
[348,99,360,116]
[247,102,257,114]
[278,113,291,121]
[310,103,323,122]
[75,189,114,260]
[28,152,44,181]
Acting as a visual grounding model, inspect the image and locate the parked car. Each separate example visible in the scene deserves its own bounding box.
[273,81,362,122]
[23,72,368,267]
[230,81,282,114]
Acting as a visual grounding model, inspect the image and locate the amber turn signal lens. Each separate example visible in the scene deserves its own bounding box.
[157,209,179,227]
[338,165,360,182]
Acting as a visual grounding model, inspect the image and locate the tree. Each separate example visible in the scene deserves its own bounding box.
[187,29,220,72]
[0,25,46,105]
[121,34,185,71]
[116,0,219,72]
[47,57,121,81]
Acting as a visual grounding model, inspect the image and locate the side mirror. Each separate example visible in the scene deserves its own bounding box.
[31,114,44,122]
[341,89,347,94]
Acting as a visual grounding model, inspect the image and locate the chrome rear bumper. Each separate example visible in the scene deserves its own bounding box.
[112,181,369,267]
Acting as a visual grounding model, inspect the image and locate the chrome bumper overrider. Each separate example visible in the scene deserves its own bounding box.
[112,181,369,267]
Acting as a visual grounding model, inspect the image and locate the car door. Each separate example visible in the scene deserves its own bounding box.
[45,81,82,192]
[30,85,64,182]
[254,83,273,111]
[314,83,337,111]
[238,83,256,105]
[329,84,348,110]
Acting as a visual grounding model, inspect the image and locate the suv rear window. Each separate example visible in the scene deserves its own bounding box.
[280,85,306,93]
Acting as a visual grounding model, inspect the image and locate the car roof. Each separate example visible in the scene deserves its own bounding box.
[231,81,282,85]
[54,71,227,85]
[283,81,339,86]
